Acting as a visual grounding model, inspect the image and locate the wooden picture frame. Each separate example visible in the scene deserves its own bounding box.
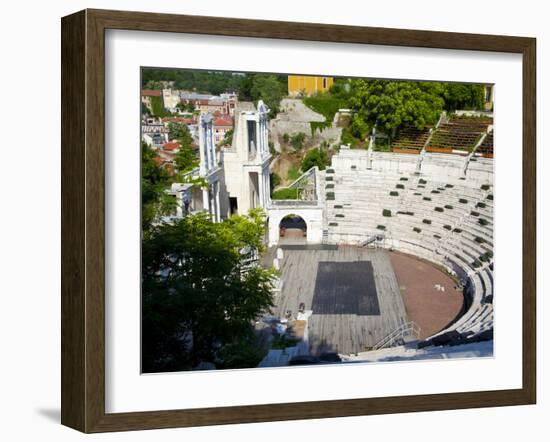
[61,8,536,433]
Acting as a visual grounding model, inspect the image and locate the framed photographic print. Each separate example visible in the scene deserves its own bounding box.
[61,9,536,433]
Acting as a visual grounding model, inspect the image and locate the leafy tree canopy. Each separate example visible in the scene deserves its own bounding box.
[349,80,446,137]
[141,209,275,372]
[142,68,244,95]
[167,122,198,173]
[443,83,485,111]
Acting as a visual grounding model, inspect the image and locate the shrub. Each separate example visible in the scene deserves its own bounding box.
[445,184,454,188]
[443,225,452,230]
[301,147,329,171]
[397,211,414,216]
[270,172,281,190]
[390,191,399,196]
[414,192,422,196]
[272,188,300,199]
[326,192,335,200]
[481,184,490,190]
[487,194,494,201]
[472,260,482,268]
[325,183,334,189]
[329,222,338,226]
[422,219,432,224]
[303,94,346,121]
[335,214,345,218]
[351,165,357,170]
[377,225,386,231]
[326,168,335,174]
[434,234,442,239]
[478,218,489,226]
[471,210,480,216]
[382,209,392,217]
[431,190,440,194]
[459,177,466,180]
[396,184,405,189]
[445,205,454,209]
[400,177,409,181]
[287,166,301,182]
[423,197,432,201]
[290,132,306,150]
[419,179,427,184]
[325,176,334,181]
[459,198,468,204]
[475,236,485,244]
[418,185,426,188]
[453,228,463,233]
[413,227,422,233]
[476,202,486,208]
[479,254,489,262]
[435,207,444,212]
[334,204,343,209]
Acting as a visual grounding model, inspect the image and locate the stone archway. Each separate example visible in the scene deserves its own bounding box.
[278,214,307,244]
[267,206,324,246]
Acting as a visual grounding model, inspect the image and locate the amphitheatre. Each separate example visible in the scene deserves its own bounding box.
[163,93,495,367]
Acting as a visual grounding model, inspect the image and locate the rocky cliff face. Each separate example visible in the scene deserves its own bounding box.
[269,98,342,152]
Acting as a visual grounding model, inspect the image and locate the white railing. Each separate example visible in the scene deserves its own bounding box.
[372,321,421,351]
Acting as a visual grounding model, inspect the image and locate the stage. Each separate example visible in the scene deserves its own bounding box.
[272,246,408,355]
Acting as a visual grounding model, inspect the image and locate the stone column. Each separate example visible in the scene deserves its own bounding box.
[258,171,264,209]
[215,181,221,222]
[202,188,210,214]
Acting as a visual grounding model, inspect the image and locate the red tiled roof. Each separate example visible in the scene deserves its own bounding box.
[142,89,162,97]
[162,117,196,125]
[163,142,180,151]
[212,110,222,117]
[213,117,233,127]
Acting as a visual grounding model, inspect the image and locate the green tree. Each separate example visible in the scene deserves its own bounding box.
[176,101,195,113]
[443,83,485,111]
[249,75,285,116]
[141,209,275,372]
[301,147,329,171]
[349,79,445,137]
[167,122,198,172]
[141,142,176,234]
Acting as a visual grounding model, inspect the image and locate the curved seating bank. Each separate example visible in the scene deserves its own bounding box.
[324,149,494,346]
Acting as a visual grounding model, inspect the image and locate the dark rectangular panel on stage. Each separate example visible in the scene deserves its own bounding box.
[312,261,380,316]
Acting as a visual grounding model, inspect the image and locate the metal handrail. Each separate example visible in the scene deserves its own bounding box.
[372,321,421,351]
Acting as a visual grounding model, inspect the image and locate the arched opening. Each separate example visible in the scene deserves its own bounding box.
[279,214,307,244]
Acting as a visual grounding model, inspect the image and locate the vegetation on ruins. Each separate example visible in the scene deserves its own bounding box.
[290,132,306,151]
[272,187,300,200]
[301,147,329,171]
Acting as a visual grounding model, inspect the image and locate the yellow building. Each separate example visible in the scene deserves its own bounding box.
[288,75,334,97]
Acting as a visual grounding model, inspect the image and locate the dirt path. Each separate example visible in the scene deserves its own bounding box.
[388,251,464,339]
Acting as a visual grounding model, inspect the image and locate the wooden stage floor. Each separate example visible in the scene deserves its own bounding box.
[271,245,409,356]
